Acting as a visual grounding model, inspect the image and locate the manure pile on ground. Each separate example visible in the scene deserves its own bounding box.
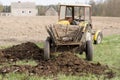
[0,42,44,62]
[0,42,115,78]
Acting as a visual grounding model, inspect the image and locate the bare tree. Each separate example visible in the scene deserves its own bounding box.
[0,3,3,12]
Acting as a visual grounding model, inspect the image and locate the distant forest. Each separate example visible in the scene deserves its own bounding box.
[0,0,120,17]
[89,0,120,17]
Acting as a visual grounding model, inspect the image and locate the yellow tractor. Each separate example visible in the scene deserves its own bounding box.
[58,4,103,44]
[44,4,103,61]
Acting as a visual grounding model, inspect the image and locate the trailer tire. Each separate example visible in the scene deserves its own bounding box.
[86,41,93,61]
[44,37,50,59]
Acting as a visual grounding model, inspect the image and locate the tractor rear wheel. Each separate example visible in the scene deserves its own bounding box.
[85,41,93,61]
[44,37,50,59]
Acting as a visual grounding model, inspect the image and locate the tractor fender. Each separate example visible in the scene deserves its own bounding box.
[79,21,89,32]
[93,30,102,41]
[79,21,88,27]
[57,20,70,25]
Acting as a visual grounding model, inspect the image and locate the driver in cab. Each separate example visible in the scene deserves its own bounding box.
[58,17,77,25]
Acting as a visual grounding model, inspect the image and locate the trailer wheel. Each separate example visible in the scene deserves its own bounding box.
[86,41,93,61]
[44,37,50,59]
[94,32,103,44]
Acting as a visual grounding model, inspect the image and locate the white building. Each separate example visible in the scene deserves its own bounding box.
[11,2,38,16]
[0,12,11,16]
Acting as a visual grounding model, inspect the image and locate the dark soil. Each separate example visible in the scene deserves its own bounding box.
[0,42,44,63]
[0,42,115,78]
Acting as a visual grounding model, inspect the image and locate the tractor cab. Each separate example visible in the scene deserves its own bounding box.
[58,4,92,26]
[58,4,103,44]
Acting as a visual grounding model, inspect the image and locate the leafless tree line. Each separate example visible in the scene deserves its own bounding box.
[90,0,120,17]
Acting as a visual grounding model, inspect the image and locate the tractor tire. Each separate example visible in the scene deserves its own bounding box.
[94,32,103,44]
[85,41,93,61]
[44,37,50,59]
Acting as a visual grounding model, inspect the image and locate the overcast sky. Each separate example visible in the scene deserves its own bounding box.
[0,0,99,5]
